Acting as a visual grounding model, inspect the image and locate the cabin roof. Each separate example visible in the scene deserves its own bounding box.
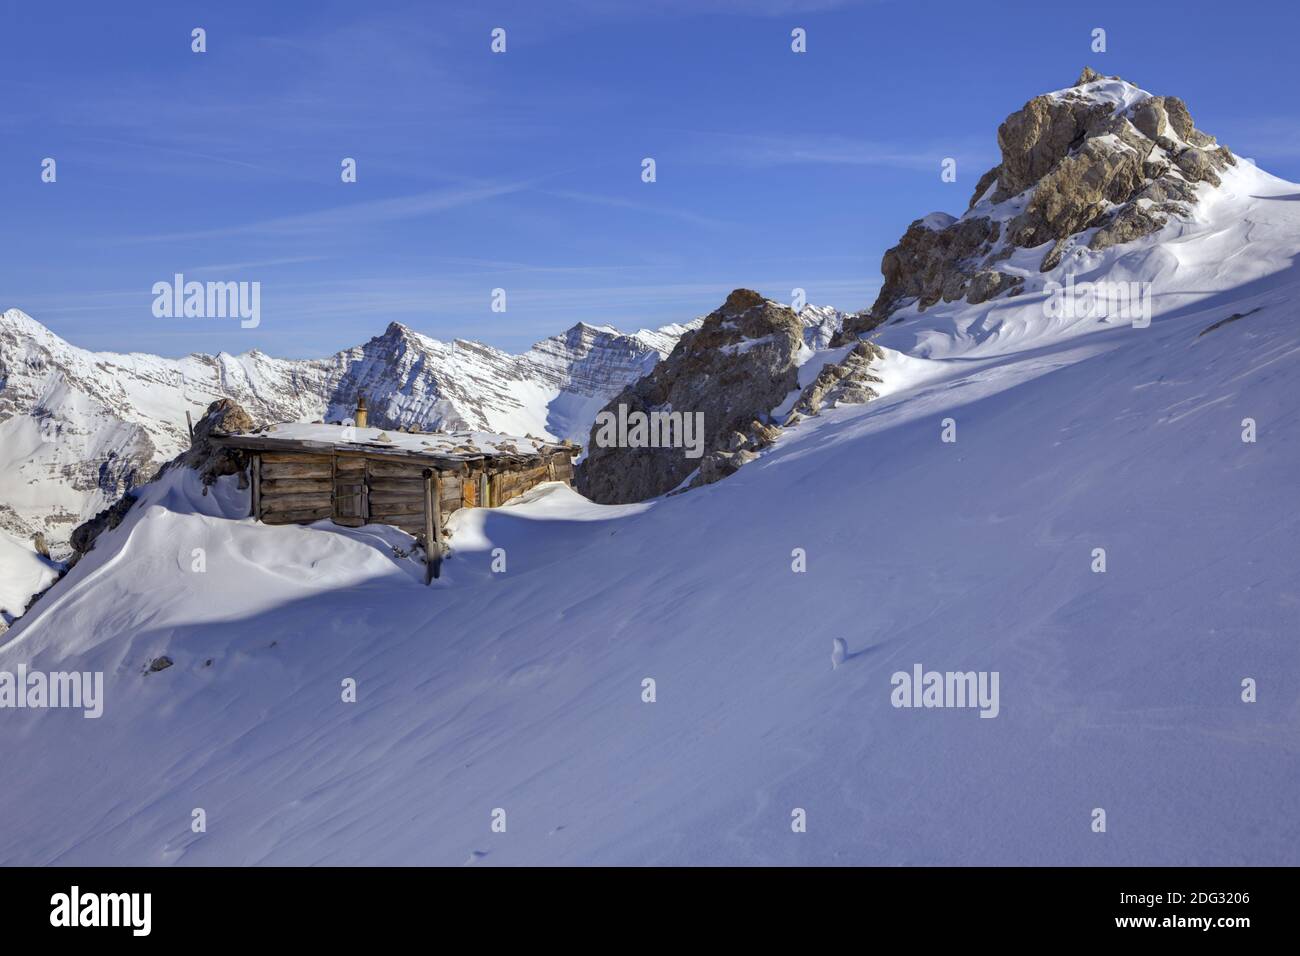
[211,422,577,466]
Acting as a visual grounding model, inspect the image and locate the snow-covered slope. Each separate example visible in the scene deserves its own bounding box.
[2,143,1297,864]
[0,529,58,632]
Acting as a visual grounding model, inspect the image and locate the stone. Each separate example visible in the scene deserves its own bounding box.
[578,290,805,503]
[838,70,1235,341]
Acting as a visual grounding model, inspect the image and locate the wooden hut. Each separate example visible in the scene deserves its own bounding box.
[211,419,578,582]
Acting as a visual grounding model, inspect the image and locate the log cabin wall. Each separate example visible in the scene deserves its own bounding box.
[250,447,575,532]
[259,452,333,525]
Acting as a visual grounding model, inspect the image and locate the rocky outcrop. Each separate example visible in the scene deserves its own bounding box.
[788,341,884,420]
[67,399,256,567]
[162,399,254,488]
[837,69,1235,342]
[68,492,137,563]
[578,290,806,503]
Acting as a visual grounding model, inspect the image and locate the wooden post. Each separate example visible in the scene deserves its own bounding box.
[362,457,371,524]
[250,454,262,520]
[479,471,491,508]
[423,468,442,583]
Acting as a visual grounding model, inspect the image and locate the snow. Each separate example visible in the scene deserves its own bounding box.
[875,161,1298,361]
[0,529,58,628]
[1049,75,1152,117]
[2,136,1299,867]
[245,422,565,458]
[920,212,958,231]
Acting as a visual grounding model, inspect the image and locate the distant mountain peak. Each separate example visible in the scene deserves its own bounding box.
[0,309,704,553]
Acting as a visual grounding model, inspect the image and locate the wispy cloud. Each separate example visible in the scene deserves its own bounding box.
[540,189,731,229]
[118,181,534,244]
[677,130,995,172]
[184,256,328,276]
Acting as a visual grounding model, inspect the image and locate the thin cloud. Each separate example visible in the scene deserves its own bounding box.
[673,129,994,172]
[540,189,731,229]
[118,181,534,244]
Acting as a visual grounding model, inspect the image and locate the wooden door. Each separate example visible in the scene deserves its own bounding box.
[332,458,369,526]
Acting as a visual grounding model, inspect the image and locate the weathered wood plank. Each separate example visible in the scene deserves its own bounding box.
[370,499,427,515]
[261,507,332,524]
[261,451,333,464]
[250,453,262,520]
[261,477,334,495]
[423,472,440,583]
[366,460,430,479]
[261,492,334,512]
[369,508,426,522]
[367,476,426,495]
[261,461,333,480]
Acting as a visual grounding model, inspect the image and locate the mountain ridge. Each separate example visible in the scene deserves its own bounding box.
[0,304,846,555]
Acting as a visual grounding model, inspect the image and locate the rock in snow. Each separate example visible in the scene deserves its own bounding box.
[831,638,848,670]
[578,289,806,503]
[837,68,1237,341]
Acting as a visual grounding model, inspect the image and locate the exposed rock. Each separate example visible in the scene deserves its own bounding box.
[1005,136,1147,260]
[747,419,782,447]
[790,342,885,419]
[68,492,138,562]
[696,448,758,487]
[993,87,1113,203]
[1198,307,1264,338]
[578,290,805,503]
[1089,203,1168,254]
[837,69,1236,343]
[165,398,254,488]
[966,269,1025,305]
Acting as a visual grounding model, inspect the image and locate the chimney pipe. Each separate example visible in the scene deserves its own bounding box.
[355,393,369,429]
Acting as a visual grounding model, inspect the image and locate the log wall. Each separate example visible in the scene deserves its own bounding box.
[252,447,575,531]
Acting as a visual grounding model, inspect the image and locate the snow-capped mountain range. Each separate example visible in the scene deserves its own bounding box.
[0,305,846,555]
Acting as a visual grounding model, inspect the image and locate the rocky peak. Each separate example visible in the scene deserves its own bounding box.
[838,70,1236,341]
[578,290,806,503]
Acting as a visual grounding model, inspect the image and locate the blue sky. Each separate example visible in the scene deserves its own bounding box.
[4,0,1299,357]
